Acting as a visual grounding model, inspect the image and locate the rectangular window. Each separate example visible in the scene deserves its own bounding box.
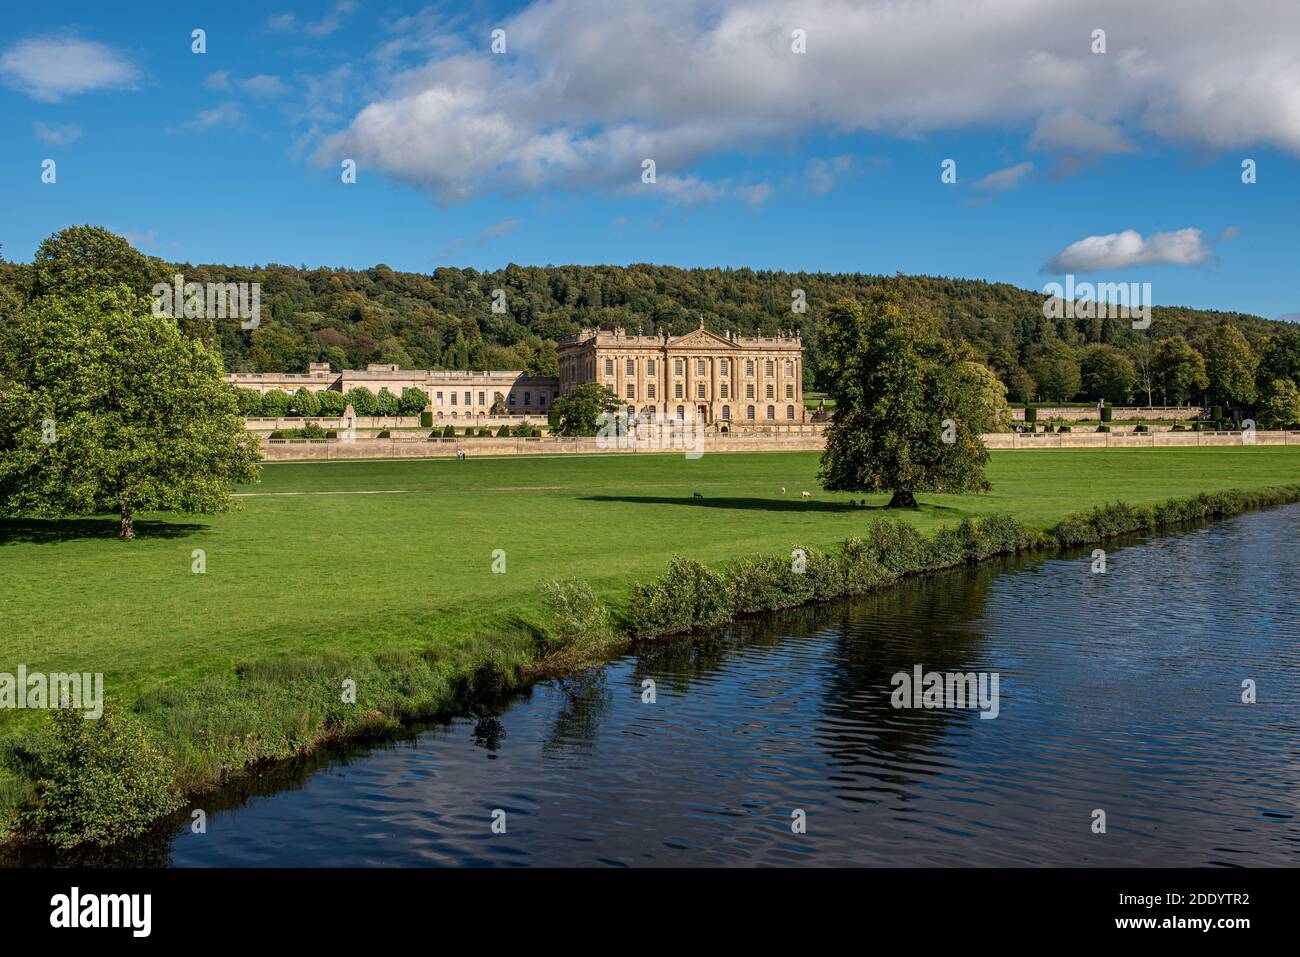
[697,359,706,376]
[540,395,546,406]
[508,394,516,406]
[626,359,635,376]
[464,392,471,406]
[675,383,683,399]
[720,359,729,376]
[605,358,614,375]
[746,384,754,399]
[785,360,794,376]
[720,384,729,399]
[647,359,655,375]
[746,360,754,377]
[675,358,683,375]
[647,384,656,399]
[766,384,774,399]
[722,406,730,420]
[766,360,775,376]
[524,391,531,405]
[786,384,794,399]
[450,393,457,406]
[626,384,635,399]
[478,391,485,406]
[436,392,443,404]
[697,383,706,399]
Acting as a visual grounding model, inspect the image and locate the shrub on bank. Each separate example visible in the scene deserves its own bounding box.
[535,580,619,670]
[3,704,181,849]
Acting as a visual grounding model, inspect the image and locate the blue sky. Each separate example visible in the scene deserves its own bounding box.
[2,0,1298,319]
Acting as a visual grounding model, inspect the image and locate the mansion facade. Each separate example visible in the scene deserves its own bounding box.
[223,363,559,418]
[558,322,806,429]
[224,322,806,429]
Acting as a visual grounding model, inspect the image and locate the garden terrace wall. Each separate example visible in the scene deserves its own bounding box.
[1011,406,1202,422]
[259,429,1300,459]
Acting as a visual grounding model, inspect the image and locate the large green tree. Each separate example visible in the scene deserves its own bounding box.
[1080,344,1137,404]
[1204,324,1258,408]
[31,226,167,300]
[818,289,990,509]
[1259,378,1300,428]
[1151,336,1208,405]
[1025,340,1082,402]
[551,382,619,436]
[0,287,261,539]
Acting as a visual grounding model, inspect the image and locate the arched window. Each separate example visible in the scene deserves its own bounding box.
[766,405,775,420]
[721,405,730,420]
[786,405,795,419]
[746,405,755,420]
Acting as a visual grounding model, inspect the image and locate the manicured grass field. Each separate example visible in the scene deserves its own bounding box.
[3,447,1299,732]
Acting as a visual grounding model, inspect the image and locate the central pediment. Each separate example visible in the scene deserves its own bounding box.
[667,328,740,350]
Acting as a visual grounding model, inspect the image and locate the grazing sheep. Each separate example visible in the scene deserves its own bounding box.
[780,486,786,494]
[692,491,703,500]
[801,490,811,500]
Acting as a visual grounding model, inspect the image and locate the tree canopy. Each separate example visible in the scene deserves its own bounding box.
[0,286,261,538]
[818,287,990,508]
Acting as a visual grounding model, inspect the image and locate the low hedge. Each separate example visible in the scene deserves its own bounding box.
[625,487,1300,637]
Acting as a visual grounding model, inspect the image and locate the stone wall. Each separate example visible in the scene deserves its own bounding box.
[983,430,1300,449]
[258,428,1300,460]
[1011,406,1202,422]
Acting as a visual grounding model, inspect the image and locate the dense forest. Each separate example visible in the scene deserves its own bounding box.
[2,230,1298,413]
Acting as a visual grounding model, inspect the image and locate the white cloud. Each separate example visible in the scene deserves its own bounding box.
[0,36,138,102]
[314,0,1300,201]
[973,161,1034,191]
[34,122,81,145]
[736,182,773,206]
[1030,110,1138,155]
[205,70,232,91]
[241,74,288,97]
[1043,228,1215,273]
[476,219,521,243]
[268,1,358,38]
[169,102,243,134]
[804,155,857,194]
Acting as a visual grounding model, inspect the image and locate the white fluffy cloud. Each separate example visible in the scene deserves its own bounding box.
[973,161,1035,191]
[316,0,1300,201]
[0,36,137,102]
[33,122,81,145]
[1043,228,1215,273]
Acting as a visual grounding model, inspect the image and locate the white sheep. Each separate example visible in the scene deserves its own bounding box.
[801,490,811,500]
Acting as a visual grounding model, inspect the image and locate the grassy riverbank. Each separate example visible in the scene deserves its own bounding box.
[3,447,1299,845]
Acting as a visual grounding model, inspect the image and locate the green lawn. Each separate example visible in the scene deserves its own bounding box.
[3,447,1299,730]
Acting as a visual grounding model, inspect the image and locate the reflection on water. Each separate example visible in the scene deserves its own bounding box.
[12,506,1300,867]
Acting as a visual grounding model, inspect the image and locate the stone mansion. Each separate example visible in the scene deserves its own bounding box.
[558,322,806,428]
[224,322,806,429]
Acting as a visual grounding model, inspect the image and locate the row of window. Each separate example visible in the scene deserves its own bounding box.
[619,382,796,401]
[604,357,796,378]
[623,405,797,422]
[433,390,547,407]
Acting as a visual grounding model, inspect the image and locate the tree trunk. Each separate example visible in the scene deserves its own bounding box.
[887,489,918,509]
[119,505,135,540]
